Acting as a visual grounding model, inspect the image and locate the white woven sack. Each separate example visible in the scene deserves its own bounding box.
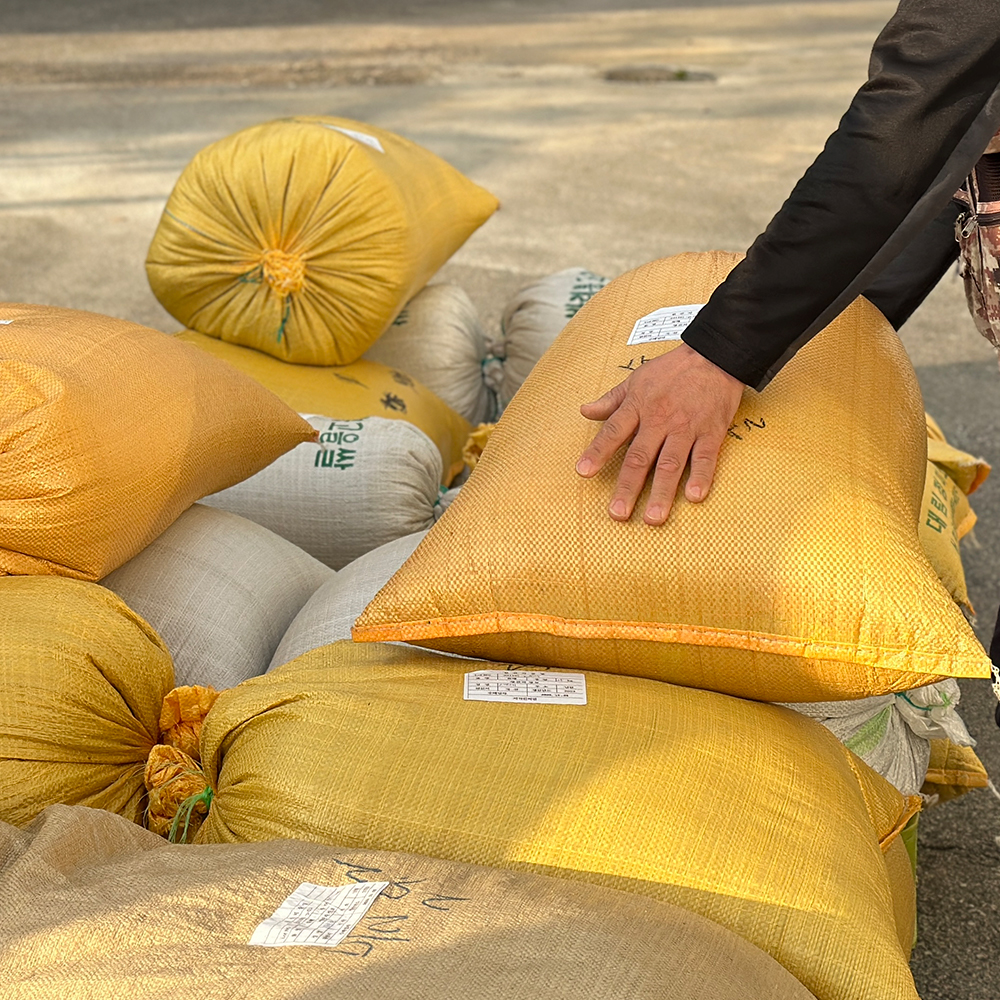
[101,503,332,690]
[201,415,444,570]
[363,283,497,424]
[494,267,610,409]
[781,680,975,797]
[270,530,427,670]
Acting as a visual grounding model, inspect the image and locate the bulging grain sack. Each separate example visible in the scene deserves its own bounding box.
[0,805,817,1000]
[202,417,443,570]
[494,267,610,409]
[926,412,991,494]
[147,116,499,366]
[0,305,315,580]
[363,283,496,425]
[781,679,978,798]
[270,531,427,670]
[0,581,222,838]
[0,577,174,827]
[923,738,990,803]
[354,252,992,702]
[184,641,920,1000]
[919,460,977,612]
[101,504,333,689]
[178,330,469,483]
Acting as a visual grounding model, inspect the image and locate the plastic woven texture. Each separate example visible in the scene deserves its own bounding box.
[354,251,991,701]
[101,504,333,688]
[363,283,492,425]
[201,416,442,570]
[922,738,990,802]
[925,412,991,494]
[0,577,173,827]
[178,330,470,483]
[919,460,975,611]
[146,116,499,366]
[0,304,315,580]
[0,805,817,1000]
[197,641,920,1000]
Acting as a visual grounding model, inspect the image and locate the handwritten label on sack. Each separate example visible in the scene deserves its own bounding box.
[627,304,705,345]
[322,124,386,153]
[250,881,389,948]
[464,670,587,705]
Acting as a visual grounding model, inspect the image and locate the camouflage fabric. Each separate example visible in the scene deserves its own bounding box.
[954,147,1000,352]
[954,132,1000,720]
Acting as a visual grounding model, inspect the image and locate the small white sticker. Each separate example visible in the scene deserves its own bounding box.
[627,304,705,345]
[0,320,13,325]
[249,881,389,948]
[322,124,385,153]
[464,670,587,705]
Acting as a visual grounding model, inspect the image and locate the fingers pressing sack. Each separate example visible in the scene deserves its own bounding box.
[684,433,727,504]
[574,345,746,519]
[580,380,628,422]
[576,392,637,478]
[610,429,683,521]
[643,434,696,525]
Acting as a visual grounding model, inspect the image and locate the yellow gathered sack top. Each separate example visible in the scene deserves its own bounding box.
[183,642,920,1000]
[925,412,991,495]
[0,577,175,827]
[177,330,470,484]
[354,251,992,702]
[0,304,315,580]
[147,116,499,366]
[0,575,224,836]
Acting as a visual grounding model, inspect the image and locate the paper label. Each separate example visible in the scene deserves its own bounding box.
[322,124,385,153]
[249,881,389,948]
[627,304,705,345]
[0,320,13,325]
[464,670,587,705]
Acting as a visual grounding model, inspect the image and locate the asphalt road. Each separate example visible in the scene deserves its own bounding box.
[1,2,998,997]
[4,0,839,33]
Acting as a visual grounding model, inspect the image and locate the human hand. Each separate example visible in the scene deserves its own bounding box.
[575,344,745,524]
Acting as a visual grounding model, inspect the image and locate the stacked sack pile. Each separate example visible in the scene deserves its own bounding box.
[0,112,994,1000]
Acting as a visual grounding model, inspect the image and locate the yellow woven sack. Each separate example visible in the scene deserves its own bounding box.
[0,577,174,827]
[177,330,470,484]
[147,116,499,366]
[919,460,976,612]
[922,739,990,803]
[0,304,315,579]
[354,252,991,701]
[190,642,920,1000]
[925,413,991,494]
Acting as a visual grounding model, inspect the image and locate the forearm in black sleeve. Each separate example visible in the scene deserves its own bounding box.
[862,198,962,330]
[681,0,1000,389]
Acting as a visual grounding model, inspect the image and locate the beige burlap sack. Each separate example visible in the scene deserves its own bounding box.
[0,805,816,1000]
[102,504,333,689]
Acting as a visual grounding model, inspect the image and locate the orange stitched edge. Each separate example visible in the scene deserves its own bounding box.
[878,796,922,854]
[351,611,990,676]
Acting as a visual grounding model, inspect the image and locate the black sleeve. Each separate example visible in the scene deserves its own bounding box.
[681,0,1000,390]
[862,198,962,330]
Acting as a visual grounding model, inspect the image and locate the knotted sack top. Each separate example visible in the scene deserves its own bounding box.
[144,685,218,842]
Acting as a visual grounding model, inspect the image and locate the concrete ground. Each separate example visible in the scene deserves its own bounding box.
[1,1,997,996]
